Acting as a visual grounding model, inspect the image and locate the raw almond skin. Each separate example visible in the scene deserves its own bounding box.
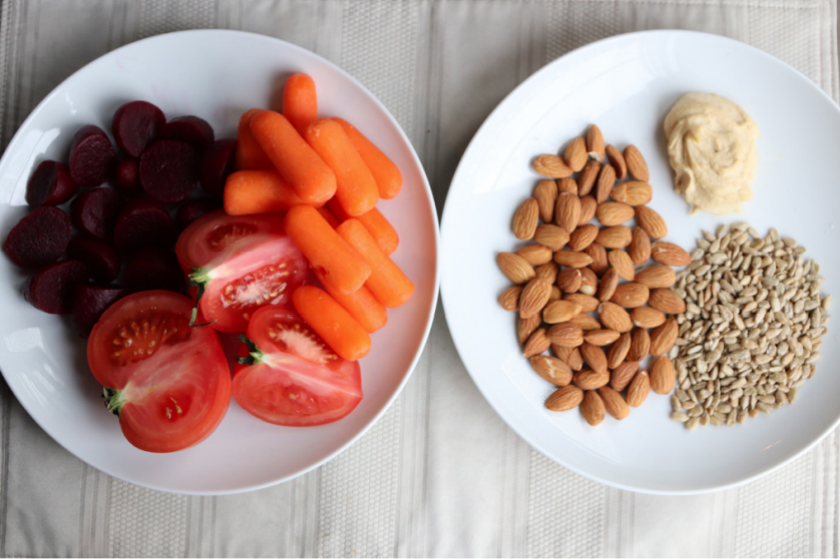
[587,124,606,161]
[631,306,667,328]
[548,286,561,302]
[596,163,616,203]
[610,360,640,392]
[574,369,610,390]
[534,154,573,178]
[578,195,598,225]
[568,348,585,370]
[545,384,583,411]
[499,285,522,311]
[581,390,606,426]
[596,202,635,226]
[610,282,650,308]
[598,301,633,333]
[553,250,593,268]
[627,327,651,362]
[598,386,630,420]
[629,227,652,264]
[516,244,553,266]
[519,278,553,319]
[626,371,650,407]
[605,145,627,179]
[557,267,582,293]
[649,318,678,357]
[585,243,609,276]
[648,289,686,314]
[523,328,551,358]
[608,249,635,281]
[650,355,676,394]
[635,265,676,289]
[564,137,588,172]
[530,355,573,386]
[607,332,631,369]
[566,313,601,331]
[553,345,584,371]
[578,160,601,196]
[557,177,578,195]
[651,241,691,267]
[568,224,599,251]
[596,225,632,249]
[547,324,584,347]
[584,329,620,346]
[534,180,558,222]
[512,197,540,239]
[635,205,668,239]
[623,145,649,182]
[580,342,608,374]
[565,293,599,313]
[498,252,536,284]
[610,181,652,206]
[578,267,598,296]
[518,314,541,345]
[535,261,560,283]
[555,193,581,234]
[598,267,619,302]
[543,300,582,324]
[534,224,570,252]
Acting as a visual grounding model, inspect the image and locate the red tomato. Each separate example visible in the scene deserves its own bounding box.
[176,210,309,333]
[87,291,231,453]
[232,306,363,426]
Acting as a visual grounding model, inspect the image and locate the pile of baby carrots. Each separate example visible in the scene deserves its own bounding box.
[223,73,414,362]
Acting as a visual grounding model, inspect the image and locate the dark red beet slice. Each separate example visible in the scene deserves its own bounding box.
[24,260,89,314]
[159,116,215,151]
[113,197,176,253]
[139,140,199,204]
[112,101,165,158]
[115,158,140,193]
[68,125,116,187]
[66,236,120,283]
[73,284,130,338]
[4,206,72,268]
[70,187,123,240]
[123,246,185,293]
[199,139,236,196]
[26,160,77,207]
[176,198,221,230]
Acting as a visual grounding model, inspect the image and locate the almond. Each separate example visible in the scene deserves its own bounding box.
[608,249,635,281]
[597,267,619,302]
[596,163,616,203]
[566,314,601,331]
[579,267,598,296]
[635,205,668,239]
[598,301,633,333]
[552,345,584,371]
[543,300,581,324]
[557,177,578,195]
[598,386,630,420]
[610,181,652,206]
[628,227,651,264]
[574,369,610,390]
[519,279,552,318]
[610,360,640,392]
[533,154,573,178]
[547,324,584,347]
[586,124,605,161]
[578,195,597,225]
[564,137,588,172]
[651,241,691,267]
[499,286,522,311]
[625,371,650,407]
[607,332,631,369]
[523,328,550,357]
[518,315,541,344]
[584,329,620,346]
[549,286,561,302]
[553,250,593,268]
[545,385,583,411]
[512,197,539,239]
[516,244,553,266]
[556,268,582,293]
[596,225,632,249]
[596,202,635,226]
[649,318,678,357]
[631,306,666,328]
[648,289,686,314]
[580,342,608,374]
[554,193,581,234]
[610,282,650,308]
[497,252,535,284]
[635,265,676,289]
[581,390,606,426]
[535,261,559,283]
[533,180,558,222]
[530,355,573,386]
[578,160,600,196]
[605,144,627,179]
[627,327,650,362]
[585,243,609,276]
[623,145,649,182]
[534,224,570,251]
[568,224,599,251]
[564,293,599,313]
[650,355,676,394]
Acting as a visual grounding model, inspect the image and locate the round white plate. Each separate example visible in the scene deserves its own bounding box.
[441,30,840,494]
[0,30,438,495]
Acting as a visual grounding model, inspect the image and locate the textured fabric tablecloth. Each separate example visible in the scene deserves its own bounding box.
[0,0,838,556]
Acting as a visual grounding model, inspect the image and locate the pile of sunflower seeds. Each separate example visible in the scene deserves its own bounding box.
[668,223,831,430]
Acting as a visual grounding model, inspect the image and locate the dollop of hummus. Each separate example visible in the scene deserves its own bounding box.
[664,93,758,214]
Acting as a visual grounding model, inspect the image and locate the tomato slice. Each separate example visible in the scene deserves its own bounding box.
[87,291,232,453]
[232,306,363,426]
[176,210,310,333]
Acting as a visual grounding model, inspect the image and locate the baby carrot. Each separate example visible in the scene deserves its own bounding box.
[333,117,402,199]
[327,199,398,255]
[284,204,371,294]
[314,269,387,333]
[235,109,274,170]
[251,111,337,206]
[336,219,414,308]
[316,205,340,229]
[223,170,303,215]
[283,73,318,135]
[304,119,379,217]
[292,285,371,361]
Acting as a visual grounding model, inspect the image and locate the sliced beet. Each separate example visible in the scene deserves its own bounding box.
[139,140,199,204]
[112,101,166,158]
[70,187,123,240]
[159,116,214,151]
[68,125,116,187]
[26,160,77,207]
[24,260,89,314]
[4,206,72,268]
[72,284,130,338]
[115,158,140,193]
[123,246,185,293]
[113,197,176,253]
[176,198,221,230]
[199,139,236,197]
[66,236,120,283]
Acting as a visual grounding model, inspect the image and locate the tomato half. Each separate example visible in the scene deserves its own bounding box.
[87,291,232,453]
[176,210,310,333]
[232,306,363,426]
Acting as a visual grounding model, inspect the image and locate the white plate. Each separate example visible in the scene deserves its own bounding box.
[0,30,439,495]
[441,30,840,494]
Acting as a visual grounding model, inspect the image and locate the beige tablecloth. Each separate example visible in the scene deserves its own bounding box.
[0,0,838,556]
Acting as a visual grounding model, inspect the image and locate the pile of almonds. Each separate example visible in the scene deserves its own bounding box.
[497,125,691,426]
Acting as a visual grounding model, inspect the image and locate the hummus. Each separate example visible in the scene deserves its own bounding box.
[663,93,758,214]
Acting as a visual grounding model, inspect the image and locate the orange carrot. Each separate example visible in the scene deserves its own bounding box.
[223,170,304,215]
[333,117,402,199]
[283,73,318,135]
[336,219,414,308]
[327,199,398,255]
[292,285,371,361]
[235,109,274,170]
[251,111,336,206]
[284,205,371,294]
[316,205,340,229]
[314,269,387,333]
[304,119,379,217]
